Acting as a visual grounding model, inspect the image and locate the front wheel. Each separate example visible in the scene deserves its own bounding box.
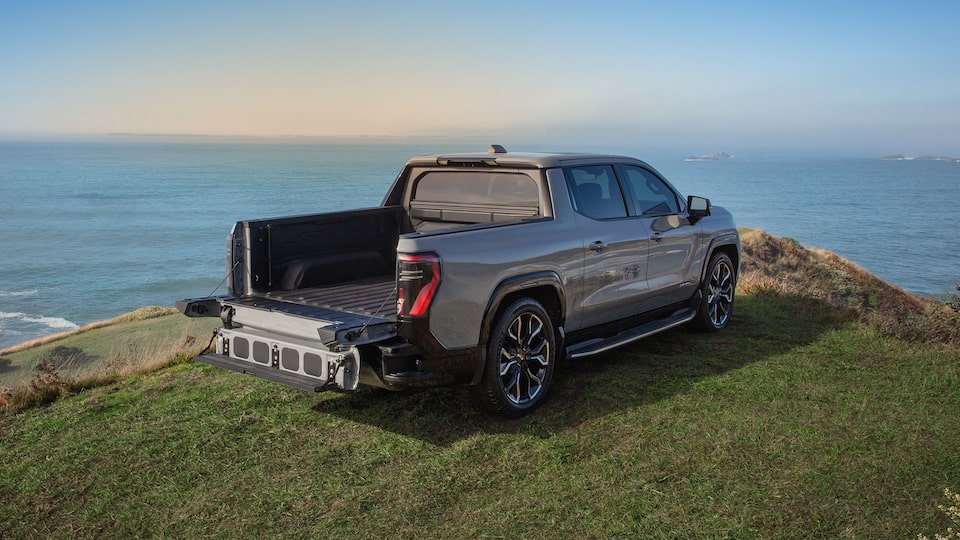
[470,298,556,418]
[692,252,736,332]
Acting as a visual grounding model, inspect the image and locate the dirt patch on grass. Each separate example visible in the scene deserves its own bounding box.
[43,346,101,369]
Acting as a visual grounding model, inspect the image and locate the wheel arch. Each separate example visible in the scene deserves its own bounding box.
[701,234,741,285]
[470,272,565,384]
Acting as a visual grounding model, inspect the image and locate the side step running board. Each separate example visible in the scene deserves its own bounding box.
[565,308,697,359]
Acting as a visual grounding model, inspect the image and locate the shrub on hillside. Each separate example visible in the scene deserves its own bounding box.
[739,229,960,343]
[944,281,960,313]
[28,361,68,406]
[1,362,70,414]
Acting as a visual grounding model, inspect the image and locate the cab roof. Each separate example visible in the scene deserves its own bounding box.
[404,145,649,169]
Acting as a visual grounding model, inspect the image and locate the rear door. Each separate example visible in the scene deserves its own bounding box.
[565,164,652,328]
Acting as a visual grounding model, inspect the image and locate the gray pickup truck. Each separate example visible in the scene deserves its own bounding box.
[178,145,740,417]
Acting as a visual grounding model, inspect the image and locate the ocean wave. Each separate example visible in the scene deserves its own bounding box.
[0,311,79,330]
[0,289,40,298]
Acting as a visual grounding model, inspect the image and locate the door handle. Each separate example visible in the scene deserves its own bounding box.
[651,232,663,243]
[589,240,607,253]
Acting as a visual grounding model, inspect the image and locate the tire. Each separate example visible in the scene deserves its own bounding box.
[470,298,556,418]
[692,252,736,332]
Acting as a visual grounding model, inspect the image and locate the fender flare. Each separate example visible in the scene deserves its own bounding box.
[470,271,566,384]
[699,232,741,285]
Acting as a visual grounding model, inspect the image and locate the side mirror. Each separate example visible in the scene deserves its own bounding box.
[687,195,711,222]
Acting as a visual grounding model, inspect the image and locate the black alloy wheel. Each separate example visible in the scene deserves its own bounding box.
[470,297,556,418]
[693,252,736,332]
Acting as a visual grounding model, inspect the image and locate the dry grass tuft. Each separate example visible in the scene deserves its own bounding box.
[97,332,204,381]
[738,228,959,343]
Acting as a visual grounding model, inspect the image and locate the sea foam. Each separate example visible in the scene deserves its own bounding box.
[0,311,79,330]
[0,289,40,298]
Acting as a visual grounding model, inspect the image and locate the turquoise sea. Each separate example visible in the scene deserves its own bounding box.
[1,137,958,349]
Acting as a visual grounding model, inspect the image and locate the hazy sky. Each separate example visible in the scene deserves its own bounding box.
[2,1,958,152]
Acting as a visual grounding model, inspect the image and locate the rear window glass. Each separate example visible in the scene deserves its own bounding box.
[412,172,539,207]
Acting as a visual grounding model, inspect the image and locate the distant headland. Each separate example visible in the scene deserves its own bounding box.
[881,154,959,162]
[686,151,734,161]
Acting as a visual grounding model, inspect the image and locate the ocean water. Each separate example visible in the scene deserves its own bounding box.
[1,138,958,349]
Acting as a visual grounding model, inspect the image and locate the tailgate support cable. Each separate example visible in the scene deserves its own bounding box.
[207,258,242,297]
[354,287,398,339]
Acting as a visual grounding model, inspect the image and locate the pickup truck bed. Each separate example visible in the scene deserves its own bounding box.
[223,275,398,345]
[244,276,397,322]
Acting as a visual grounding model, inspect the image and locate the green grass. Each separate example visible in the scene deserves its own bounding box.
[1,291,957,538]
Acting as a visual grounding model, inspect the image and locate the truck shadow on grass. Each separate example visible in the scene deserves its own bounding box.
[312,292,852,446]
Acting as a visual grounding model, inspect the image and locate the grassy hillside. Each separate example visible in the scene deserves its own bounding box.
[0,307,219,409]
[1,230,958,538]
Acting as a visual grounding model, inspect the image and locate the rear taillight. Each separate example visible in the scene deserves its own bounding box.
[397,253,441,318]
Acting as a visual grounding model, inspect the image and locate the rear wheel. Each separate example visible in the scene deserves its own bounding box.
[693,252,736,332]
[470,298,556,418]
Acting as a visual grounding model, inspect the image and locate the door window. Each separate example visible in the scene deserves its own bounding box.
[621,166,681,216]
[565,165,628,220]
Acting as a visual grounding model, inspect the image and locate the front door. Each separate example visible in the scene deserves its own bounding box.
[619,164,701,306]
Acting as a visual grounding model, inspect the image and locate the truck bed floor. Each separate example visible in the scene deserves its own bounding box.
[227,275,397,325]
